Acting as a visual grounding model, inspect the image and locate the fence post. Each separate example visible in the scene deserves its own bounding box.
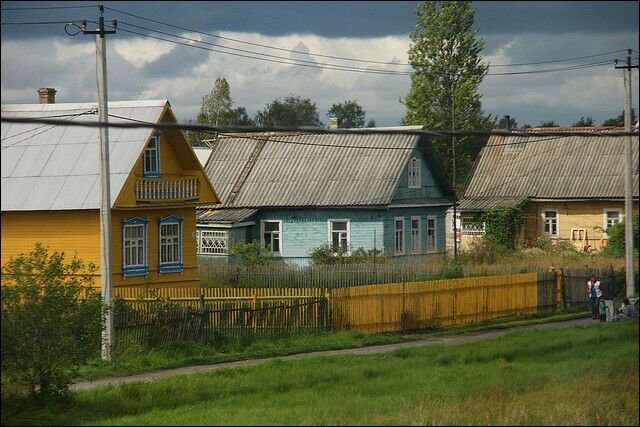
[325,290,332,330]
[253,293,258,333]
[180,306,191,340]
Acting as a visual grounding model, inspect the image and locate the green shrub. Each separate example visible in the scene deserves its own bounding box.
[1,243,103,397]
[477,206,525,251]
[309,244,386,265]
[603,213,639,257]
[228,240,275,266]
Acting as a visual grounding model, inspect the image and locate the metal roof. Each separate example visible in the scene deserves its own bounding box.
[203,132,453,208]
[192,147,213,167]
[1,100,168,211]
[196,208,257,223]
[460,131,639,211]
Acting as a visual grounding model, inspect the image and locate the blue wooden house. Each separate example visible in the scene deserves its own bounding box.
[196,130,455,264]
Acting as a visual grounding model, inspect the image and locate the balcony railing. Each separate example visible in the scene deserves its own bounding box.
[135,177,198,202]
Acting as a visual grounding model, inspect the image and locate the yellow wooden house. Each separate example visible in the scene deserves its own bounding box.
[1,99,218,288]
[458,127,639,252]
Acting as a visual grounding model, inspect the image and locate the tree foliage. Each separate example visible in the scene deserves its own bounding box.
[255,95,323,127]
[602,109,637,126]
[572,116,594,127]
[402,1,493,191]
[228,241,275,266]
[188,77,253,146]
[309,244,386,265]
[539,120,559,128]
[327,100,367,128]
[477,206,525,251]
[1,243,103,397]
[495,115,518,130]
[602,213,639,257]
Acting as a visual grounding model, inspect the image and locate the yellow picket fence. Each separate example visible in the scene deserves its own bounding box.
[113,272,544,335]
[331,273,539,333]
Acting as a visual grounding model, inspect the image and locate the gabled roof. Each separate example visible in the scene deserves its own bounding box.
[460,129,639,211]
[1,100,168,211]
[203,132,453,209]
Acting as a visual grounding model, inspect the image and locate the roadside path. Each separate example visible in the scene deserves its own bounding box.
[72,317,592,391]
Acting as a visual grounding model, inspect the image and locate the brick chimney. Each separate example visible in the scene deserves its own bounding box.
[328,117,338,129]
[37,88,57,104]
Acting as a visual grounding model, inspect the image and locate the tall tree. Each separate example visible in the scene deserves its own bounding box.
[188,77,253,146]
[572,116,594,127]
[327,100,367,128]
[495,115,518,130]
[255,95,323,127]
[602,109,636,126]
[402,1,493,190]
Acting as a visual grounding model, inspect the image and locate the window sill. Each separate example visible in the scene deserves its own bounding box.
[122,267,148,278]
[159,263,183,274]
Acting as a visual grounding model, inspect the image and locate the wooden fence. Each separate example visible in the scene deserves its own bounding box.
[112,271,560,343]
[562,267,615,306]
[197,259,532,289]
[331,273,549,333]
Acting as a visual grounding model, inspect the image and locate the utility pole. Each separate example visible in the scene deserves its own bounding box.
[82,5,117,361]
[451,74,458,259]
[615,49,639,298]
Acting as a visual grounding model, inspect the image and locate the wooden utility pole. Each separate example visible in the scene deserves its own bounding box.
[615,49,639,298]
[82,5,117,361]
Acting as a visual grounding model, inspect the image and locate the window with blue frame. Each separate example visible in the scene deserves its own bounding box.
[159,216,183,273]
[143,132,161,178]
[122,218,148,277]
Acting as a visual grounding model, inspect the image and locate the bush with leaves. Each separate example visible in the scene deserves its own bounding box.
[602,213,639,257]
[477,206,525,251]
[309,244,386,265]
[228,240,275,266]
[1,243,103,397]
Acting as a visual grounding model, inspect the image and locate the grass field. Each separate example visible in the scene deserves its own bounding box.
[76,309,590,381]
[3,321,637,426]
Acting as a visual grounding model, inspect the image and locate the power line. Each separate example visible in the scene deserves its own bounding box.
[1,20,86,25]
[3,116,638,138]
[116,21,413,75]
[103,6,630,69]
[0,5,97,11]
[110,24,616,77]
[0,110,97,150]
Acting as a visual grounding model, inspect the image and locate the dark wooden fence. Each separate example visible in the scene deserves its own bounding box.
[113,296,329,349]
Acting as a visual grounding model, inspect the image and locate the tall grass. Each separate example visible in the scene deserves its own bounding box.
[3,322,637,426]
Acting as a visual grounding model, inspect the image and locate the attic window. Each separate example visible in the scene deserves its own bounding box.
[408,157,421,188]
[143,132,161,178]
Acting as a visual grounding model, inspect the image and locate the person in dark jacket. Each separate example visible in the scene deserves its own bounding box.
[586,275,602,320]
[601,277,616,322]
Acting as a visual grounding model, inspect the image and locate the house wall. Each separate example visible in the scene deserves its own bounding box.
[112,206,200,288]
[1,207,201,288]
[524,200,639,251]
[239,207,448,264]
[391,148,445,201]
[1,210,101,283]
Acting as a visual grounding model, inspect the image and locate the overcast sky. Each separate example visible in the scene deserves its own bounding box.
[2,1,639,127]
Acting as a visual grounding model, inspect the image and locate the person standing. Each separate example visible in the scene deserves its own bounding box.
[601,277,616,322]
[586,274,602,320]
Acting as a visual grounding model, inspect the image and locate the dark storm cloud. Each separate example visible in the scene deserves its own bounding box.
[141,43,211,78]
[2,1,638,41]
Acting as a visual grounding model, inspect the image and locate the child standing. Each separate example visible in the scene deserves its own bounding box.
[598,297,607,322]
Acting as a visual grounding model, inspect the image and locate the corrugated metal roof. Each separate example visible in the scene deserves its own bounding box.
[203,133,452,208]
[192,147,213,167]
[196,208,257,223]
[460,131,639,211]
[1,100,168,211]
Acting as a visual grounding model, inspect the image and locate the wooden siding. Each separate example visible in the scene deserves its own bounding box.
[332,273,539,333]
[242,207,448,263]
[1,210,101,281]
[524,200,639,250]
[112,207,200,288]
[391,148,445,201]
[114,108,217,208]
